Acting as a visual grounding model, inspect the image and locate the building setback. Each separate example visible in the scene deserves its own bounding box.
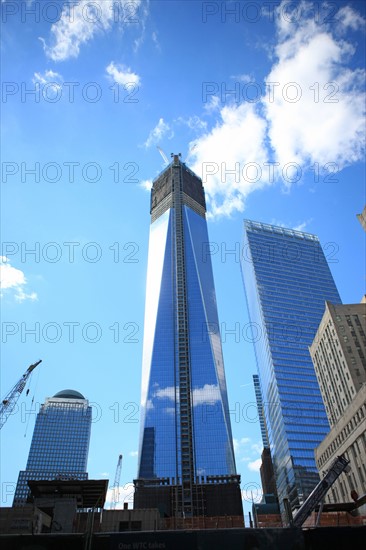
[134,155,242,518]
[310,299,366,503]
[241,220,342,513]
[13,390,91,506]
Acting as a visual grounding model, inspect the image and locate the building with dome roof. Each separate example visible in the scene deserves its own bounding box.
[13,389,92,506]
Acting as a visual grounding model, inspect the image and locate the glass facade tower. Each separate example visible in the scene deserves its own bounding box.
[241,220,341,512]
[134,155,241,518]
[13,389,91,506]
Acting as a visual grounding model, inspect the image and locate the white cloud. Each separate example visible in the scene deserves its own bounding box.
[106,61,140,86]
[192,384,221,406]
[129,451,138,457]
[1,0,35,4]
[105,481,135,509]
[251,442,263,454]
[203,95,220,114]
[40,0,142,61]
[241,485,263,504]
[144,118,174,148]
[270,218,313,232]
[132,0,150,52]
[176,116,207,132]
[0,257,38,303]
[335,5,366,32]
[264,1,365,180]
[234,437,252,452]
[293,218,313,232]
[152,31,160,51]
[33,69,63,86]
[231,73,253,83]
[0,256,25,288]
[248,458,262,472]
[233,437,265,474]
[139,179,152,191]
[186,1,365,218]
[13,288,38,303]
[154,386,176,400]
[188,102,269,218]
[152,384,221,406]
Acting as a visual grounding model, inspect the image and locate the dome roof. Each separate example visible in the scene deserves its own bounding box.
[53,389,85,400]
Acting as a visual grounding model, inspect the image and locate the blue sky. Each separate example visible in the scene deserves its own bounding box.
[1,0,365,517]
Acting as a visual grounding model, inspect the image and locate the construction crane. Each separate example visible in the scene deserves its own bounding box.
[156,146,169,165]
[110,454,123,510]
[291,455,350,528]
[0,360,42,430]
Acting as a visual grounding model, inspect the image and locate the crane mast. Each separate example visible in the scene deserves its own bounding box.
[0,360,42,430]
[111,454,123,510]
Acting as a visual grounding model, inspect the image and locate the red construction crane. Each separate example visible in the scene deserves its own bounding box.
[0,360,42,430]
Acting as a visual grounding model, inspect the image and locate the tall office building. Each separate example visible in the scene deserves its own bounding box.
[134,155,242,518]
[13,390,91,506]
[310,300,366,503]
[310,301,366,426]
[241,220,341,512]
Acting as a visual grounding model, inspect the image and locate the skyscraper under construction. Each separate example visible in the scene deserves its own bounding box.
[134,155,242,518]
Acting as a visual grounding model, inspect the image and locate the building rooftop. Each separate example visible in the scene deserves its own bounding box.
[53,390,85,400]
[28,479,108,509]
[244,219,319,241]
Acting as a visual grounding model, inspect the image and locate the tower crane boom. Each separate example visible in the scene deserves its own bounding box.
[292,455,350,527]
[156,146,169,165]
[0,360,42,430]
[111,454,123,510]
